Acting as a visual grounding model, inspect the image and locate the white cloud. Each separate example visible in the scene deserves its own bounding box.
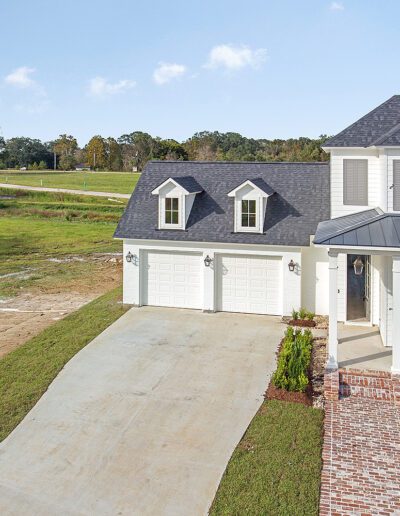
[205,44,267,71]
[153,63,186,85]
[88,77,136,98]
[5,66,37,89]
[330,2,344,10]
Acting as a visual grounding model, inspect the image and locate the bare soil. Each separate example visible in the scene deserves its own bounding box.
[0,257,122,357]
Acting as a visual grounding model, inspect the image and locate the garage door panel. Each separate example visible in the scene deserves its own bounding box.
[217,254,281,315]
[145,252,202,309]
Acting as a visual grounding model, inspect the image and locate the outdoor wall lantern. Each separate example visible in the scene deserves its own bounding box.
[288,259,296,272]
[204,255,213,267]
[353,256,364,276]
[126,251,135,263]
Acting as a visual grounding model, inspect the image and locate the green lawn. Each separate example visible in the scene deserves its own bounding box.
[210,400,323,516]
[0,287,128,442]
[0,170,140,194]
[0,189,124,297]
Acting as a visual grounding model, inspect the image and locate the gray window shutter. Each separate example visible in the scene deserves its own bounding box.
[393,160,400,211]
[343,159,368,205]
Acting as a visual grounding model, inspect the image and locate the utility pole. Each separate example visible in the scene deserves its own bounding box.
[54,152,57,171]
[93,151,96,169]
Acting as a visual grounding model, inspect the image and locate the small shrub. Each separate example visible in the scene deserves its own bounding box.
[306,311,315,321]
[298,307,307,319]
[291,309,298,320]
[272,328,313,392]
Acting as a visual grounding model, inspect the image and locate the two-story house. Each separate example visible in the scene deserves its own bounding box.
[115,95,400,374]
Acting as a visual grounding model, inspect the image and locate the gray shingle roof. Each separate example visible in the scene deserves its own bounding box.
[114,161,330,247]
[324,95,400,148]
[314,208,400,247]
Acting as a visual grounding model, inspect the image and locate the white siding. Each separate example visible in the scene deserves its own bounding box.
[301,240,329,315]
[330,148,382,218]
[337,253,347,322]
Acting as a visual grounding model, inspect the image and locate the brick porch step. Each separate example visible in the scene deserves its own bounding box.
[339,368,400,402]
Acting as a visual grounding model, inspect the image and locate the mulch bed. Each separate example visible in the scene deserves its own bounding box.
[288,319,316,327]
[265,334,327,408]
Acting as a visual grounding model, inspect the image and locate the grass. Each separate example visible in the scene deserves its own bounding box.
[210,400,323,516]
[0,287,129,442]
[0,170,140,194]
[0,189,124,297]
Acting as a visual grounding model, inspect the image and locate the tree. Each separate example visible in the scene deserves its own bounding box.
[105,137,123,171]
[4,137,52,168]
[118,131,157,171]
[85,136,107,169]
[155,139,188,161]
[52,134,78,170]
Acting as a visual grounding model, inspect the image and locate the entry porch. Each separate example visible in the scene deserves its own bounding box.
[314,209,400,373]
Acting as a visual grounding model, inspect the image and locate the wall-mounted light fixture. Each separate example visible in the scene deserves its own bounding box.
[353,256,364,275]
[288,259,296,272]
[204,255,213,267]
[126,251,137,264]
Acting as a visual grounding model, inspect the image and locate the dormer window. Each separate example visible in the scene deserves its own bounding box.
[165,197,179,225]
[152,176,202,230]
[228,179,274,234]
[242,200,256,228]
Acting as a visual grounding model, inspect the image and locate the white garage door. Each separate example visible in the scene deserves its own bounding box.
[144,251,202,309]
[217,254,282,315]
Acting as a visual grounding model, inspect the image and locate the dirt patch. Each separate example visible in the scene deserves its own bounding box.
[0,258,122,357]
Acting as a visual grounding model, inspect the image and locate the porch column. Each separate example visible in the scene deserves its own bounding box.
[392,256,400,373]
[327,251,339,369]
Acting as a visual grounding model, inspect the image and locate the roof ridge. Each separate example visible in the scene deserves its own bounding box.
[147,160,329,165]
[371,120,400,146]
[324,95,400,147]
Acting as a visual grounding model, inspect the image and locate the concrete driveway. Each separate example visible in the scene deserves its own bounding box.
[0,307,283,516]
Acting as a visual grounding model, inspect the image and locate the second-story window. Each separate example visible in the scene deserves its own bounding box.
[343,159,368,206]
[241,200,256,227]
[165,197,179,224]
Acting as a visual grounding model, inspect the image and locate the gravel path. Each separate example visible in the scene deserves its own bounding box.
[0,183,130,199]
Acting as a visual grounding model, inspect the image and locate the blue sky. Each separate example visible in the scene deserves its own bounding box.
[1,0,400,145]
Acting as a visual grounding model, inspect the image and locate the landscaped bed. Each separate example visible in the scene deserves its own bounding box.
[209,400,324,515]
[0,287,128,442]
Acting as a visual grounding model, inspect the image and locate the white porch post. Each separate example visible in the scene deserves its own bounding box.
[392,256,400,373]
[327,250,339,369]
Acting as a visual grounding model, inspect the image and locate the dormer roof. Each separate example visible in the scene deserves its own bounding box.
[227,178,275,197]
[151,176,203,195]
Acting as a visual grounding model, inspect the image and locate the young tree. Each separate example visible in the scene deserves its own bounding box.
[85,136,107,169]
[105,137,123,171]
[52,134,78,170]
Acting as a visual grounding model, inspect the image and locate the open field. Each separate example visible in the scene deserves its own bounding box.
[0,287,128,442]
[0,171,140,194]
[0,188,126,355]
[210,400,323,516]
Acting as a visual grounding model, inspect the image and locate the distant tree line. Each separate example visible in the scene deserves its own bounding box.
[0,131,329,172]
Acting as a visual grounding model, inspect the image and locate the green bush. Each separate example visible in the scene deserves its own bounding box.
[272,328,313,392]
[292,307,316,321]
[298,307,308,319]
